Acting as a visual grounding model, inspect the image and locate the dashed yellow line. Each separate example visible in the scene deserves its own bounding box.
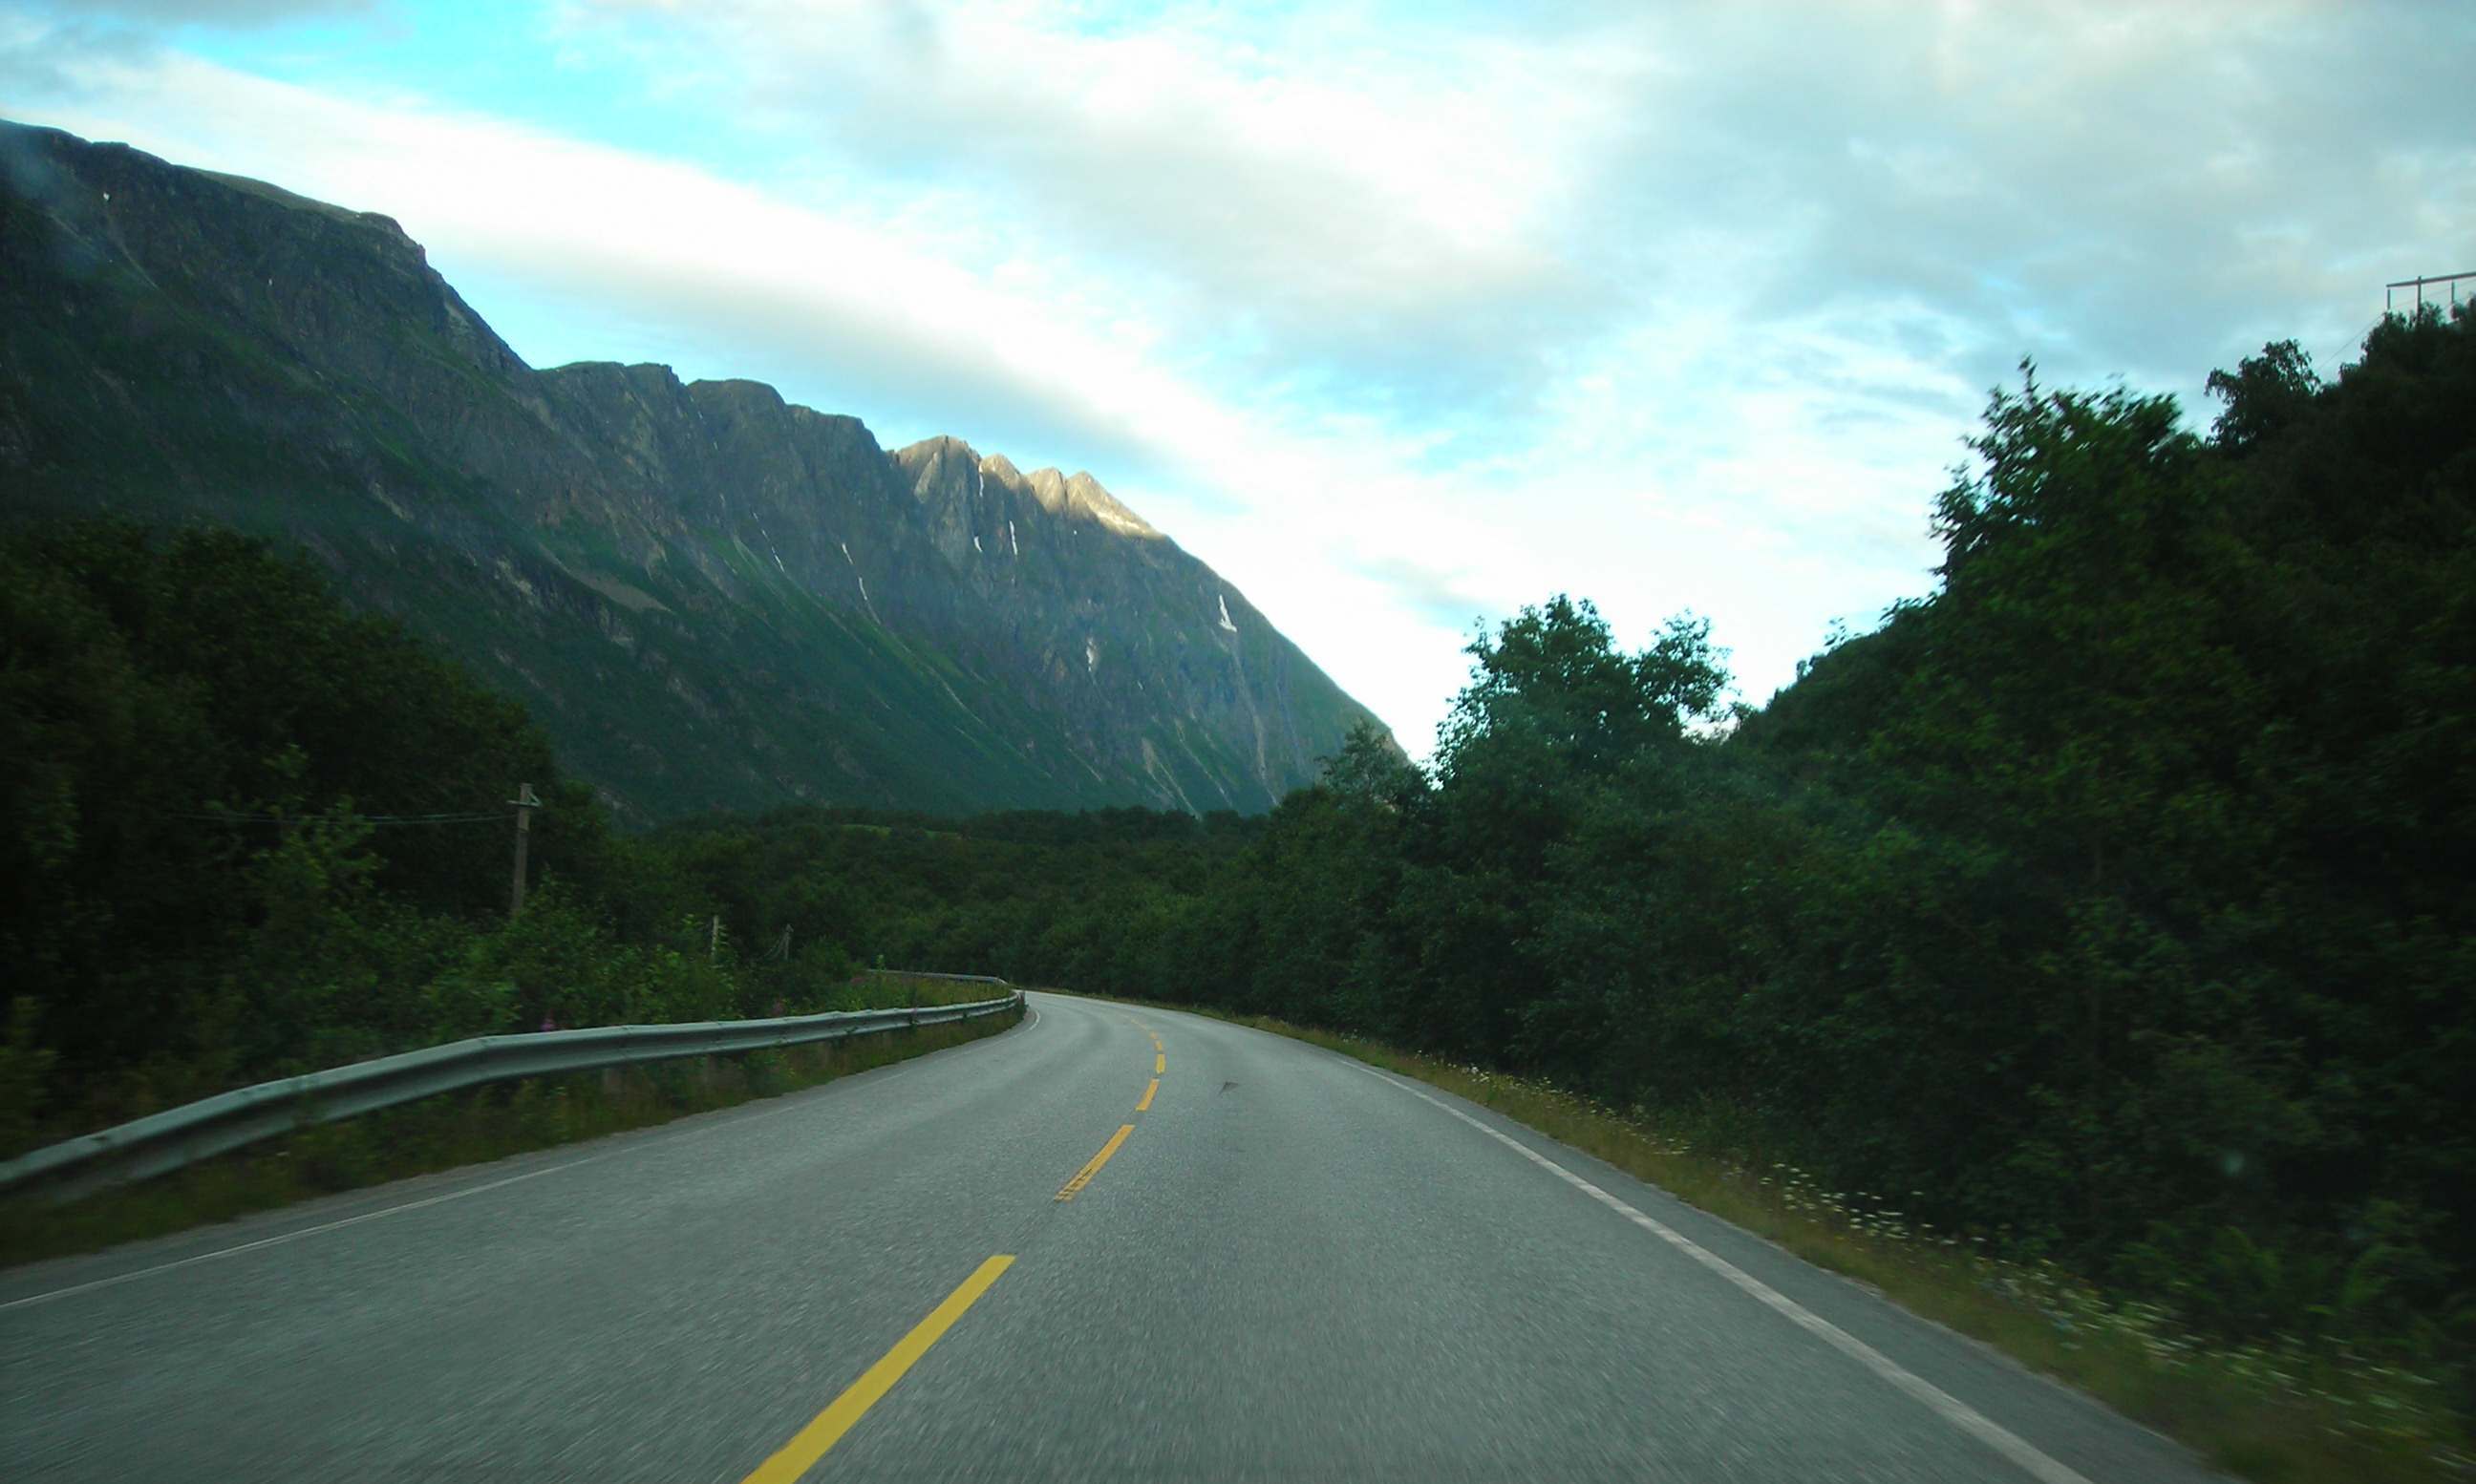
[748,1021,1171,1478]
[1056,1124,1135,1201]
[739,1255,1014,1483]
[1057,1028,1163,1205]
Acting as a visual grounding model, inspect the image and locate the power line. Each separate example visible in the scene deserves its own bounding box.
[2384,270,2474,316]
[164,809,510,827]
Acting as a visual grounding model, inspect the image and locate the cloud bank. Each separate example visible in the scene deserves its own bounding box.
[4,0,2469,752]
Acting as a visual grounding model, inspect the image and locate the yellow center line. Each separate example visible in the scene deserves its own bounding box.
[1154,1052,1165,1074]
[1136,1078,1158,1112]
[1056,1123,1135,1201]
[738,1254,1014,1484]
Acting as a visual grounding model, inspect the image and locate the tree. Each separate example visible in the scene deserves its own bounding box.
[1318,721,1427,813]
[1436,597,1727,785]
[2205,339,2319,455]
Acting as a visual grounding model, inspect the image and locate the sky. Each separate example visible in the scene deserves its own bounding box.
[4,0,2470,755]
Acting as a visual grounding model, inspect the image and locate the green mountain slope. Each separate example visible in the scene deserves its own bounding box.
[0,119,1390,819]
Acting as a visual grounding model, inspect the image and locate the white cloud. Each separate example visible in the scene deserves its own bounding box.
[552,0,1640,424]
[6,0,2472,757]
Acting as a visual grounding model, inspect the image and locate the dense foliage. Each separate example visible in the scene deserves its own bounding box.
[0,523,880,1147]
[653,311,2474,1373]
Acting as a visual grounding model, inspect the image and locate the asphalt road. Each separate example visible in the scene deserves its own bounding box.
[0,990,2229,1482]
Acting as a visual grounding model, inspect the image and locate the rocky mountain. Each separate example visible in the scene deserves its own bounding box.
[0,120,1391,820]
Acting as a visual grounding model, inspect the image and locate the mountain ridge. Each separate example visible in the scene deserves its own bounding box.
[0,118,1391,820]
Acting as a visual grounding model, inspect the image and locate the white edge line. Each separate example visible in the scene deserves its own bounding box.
[0,1155,606,1313]
[1347,1064,2096,1484]
[6,1009,1029,1313]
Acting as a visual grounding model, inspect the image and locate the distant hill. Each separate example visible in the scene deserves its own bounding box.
[0,119,1391,820]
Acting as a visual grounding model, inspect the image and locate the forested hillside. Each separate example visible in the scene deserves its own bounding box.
[657,308,2475,1388]
[0,522,892,1149]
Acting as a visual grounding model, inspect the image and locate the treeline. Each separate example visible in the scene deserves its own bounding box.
[0,522,921,1153]
[663,309,2475,1373]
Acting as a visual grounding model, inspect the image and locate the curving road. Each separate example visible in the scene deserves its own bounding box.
[1,991,2226,1482]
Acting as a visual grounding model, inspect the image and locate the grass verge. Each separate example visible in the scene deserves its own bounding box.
[0,993,1021,1270]
[1068,988,2470,1484]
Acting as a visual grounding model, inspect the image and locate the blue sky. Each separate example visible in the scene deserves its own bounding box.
[6,0,2471,754]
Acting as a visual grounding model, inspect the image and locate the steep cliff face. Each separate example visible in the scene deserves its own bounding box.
[0,120,1389,819]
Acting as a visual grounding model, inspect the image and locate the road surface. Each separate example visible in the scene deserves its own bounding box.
[0,990,2226,1481]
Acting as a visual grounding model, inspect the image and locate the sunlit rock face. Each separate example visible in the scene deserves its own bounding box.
[0,119,1392,819]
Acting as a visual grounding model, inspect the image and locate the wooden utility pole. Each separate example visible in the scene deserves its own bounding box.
[508,782,543,919]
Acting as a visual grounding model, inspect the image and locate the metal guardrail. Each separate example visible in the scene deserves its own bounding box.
[0,987,1020,1206]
